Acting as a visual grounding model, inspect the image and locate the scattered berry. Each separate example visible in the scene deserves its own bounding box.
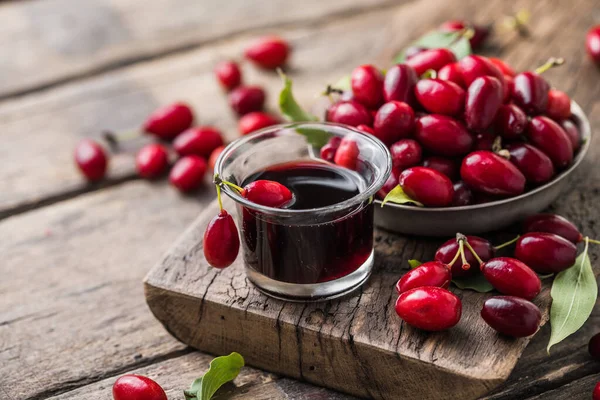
[143,102,194,141]
[74,139,108,181]
[395,286,462,331]
[481,257,541,300]
[586,25,600,65]
[136,144,169,179]
[173,126,224,158]
[515,232,577,273]
[208,145,225,172]
[238,112,279,135]
[481,296,541,337]
[523,214,582,244]
[214,61,242,91]
[396,261,451,294]
[435,235,495,277]
[229,86,266,116]
[112,374,167,400]
[244,36,290,69]
[169,155,207,192]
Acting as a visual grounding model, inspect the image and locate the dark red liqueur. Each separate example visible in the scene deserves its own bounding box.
[241,160,372,284]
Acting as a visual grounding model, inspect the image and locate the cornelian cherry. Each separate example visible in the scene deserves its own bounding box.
[399,167,454,207]
[208,145,225,172]
[228,86,266,116]
[326,100,373,127]
[203,209,240,268]
[395,286,462,331]
[351,65,384,109]
[383,64,418,104]
[243,180,293,208]
[489,57,516,77]
[439,20,490,49]
[377,168,399,199]
[406,48,457,76]
[320,136,342,162]
[546,89,572,120]
[334,137,360,170]
[452,181,472,206]
[422,156,458,181]
[169,155,207,192]
[136,144,169,179]
[244,36,290,69]
[506,143,555,185]
[595,382,600,400]
[74,139,108,181]
[396,261,451,294]
[459,55,506,93]
[173,126,224,158]
[461,151,526,196]
[494,104,527,139]
[356,124,374,134]
[560,119,581,151]
[435,235,495,277]
[143,102,194,141]
[515,232,577,273]
[373,101,415,145]
[586,25,600,65]
[437,62,465,87]
[481,296,541,337]
[481,257,541,300]
[414,79,465,116]
[523,214,583,244]
[465,76,503,131]
[527,116,573,169]
[390,139,422,170]
[512,72,550,115]
[214,61,242,91]
[473,132,496,151]
[238,112,279,135]
[414,115,473,157]
[112,374,167,400]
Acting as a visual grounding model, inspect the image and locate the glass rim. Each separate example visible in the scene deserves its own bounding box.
[214,122,392,217]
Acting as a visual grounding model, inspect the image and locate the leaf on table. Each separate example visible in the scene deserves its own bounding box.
[278,72,318,122]
[184,352,245,400]
[381,185,424,207]
[547,239,597,353]
[452,272,493,293]
[408,259,422,269]
[393,31,472,64]
[294,126,331,149]
[184,378,203,399]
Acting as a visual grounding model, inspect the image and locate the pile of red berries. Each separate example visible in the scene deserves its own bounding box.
[394,213,586,336]
[322,52,581,208]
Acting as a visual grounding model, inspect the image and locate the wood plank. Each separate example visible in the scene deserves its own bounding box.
[0,181,213,399]
[525,374,599,400]
[0,0,399,99]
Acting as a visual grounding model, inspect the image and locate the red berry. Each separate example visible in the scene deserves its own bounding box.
[326,100,372,127]
[238,112,279,135]
[214,61,242,91]
[356,124,374,134]
[383,64,418,104]
[244,36,290,69]
[527,116,574,169]
[435,235,495,277]
[546,89,571,120]
[414,79,465,116]
[169,155,207,192]
[112,375,167,400]
[395,287,462,331]
[459,55,506,92]
[334,137,360,170]
[515,232,577,274]
[373,101,415,145]
[439,20,489,50]
[143,102,194,141]
[481,296,541,337]
[320,136,342,162]
[586,25,600,65]
[494,104,527,139]
[489,57,516,77]
[560,119,581,151]
[203,209,240,268]
[243,180,293,208]
[399,167,454,207]
[422,156,458,181]
[136,144,169,179]
[404,46,427,60]
[208,145,225,172]
[595,382,600,400]
[523,214,583,244]
[589,332,600,360]
[74,139,108,181]
[512,71,550,115]
[390,139,422,170]
[507,143,555,185]
[173,126,224,158]
[396,261,451,294]
[452,181,473,206]
[414,114,473,157]
[437,62,465,88]
[461,151,526,197]
[351,65,384,109]
[473,132,496,151]
[465,76,503,131]
[503,74,514,103]
[377,168,399,199]
[406,48,457,76]
[481,257,541,300]
[228,86,265,116]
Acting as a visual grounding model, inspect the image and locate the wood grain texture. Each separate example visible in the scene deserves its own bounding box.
[0,181,213,399]
[0,0,400,99]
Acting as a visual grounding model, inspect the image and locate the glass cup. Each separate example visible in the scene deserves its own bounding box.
[215,122,391,301]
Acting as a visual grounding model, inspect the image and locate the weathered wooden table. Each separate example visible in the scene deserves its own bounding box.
[1,0,599,398]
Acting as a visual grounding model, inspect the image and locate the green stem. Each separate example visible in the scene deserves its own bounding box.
[458,239,469,270]
[586,238,600,245]
[213,174,244,193]
[102,129,141,151]
[463,240,485,266]
[534,57,565,75]
[494,235,520,250]
[216,184,223,211]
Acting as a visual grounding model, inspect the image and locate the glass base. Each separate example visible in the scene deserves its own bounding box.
[245,250,374,302]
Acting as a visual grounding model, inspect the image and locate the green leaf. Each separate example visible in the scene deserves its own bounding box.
[381,185,424,207]
[547,240,597,353]
[184,377,203,399]
[278,72,318,122]
[183,352,244,400]
[393,31,472,63]
[452,273,493,293]
[407,259,422,269]
[294,126,331,149]
[538,273,555,280]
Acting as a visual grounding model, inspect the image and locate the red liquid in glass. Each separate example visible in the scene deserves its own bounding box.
[240,160,373,284]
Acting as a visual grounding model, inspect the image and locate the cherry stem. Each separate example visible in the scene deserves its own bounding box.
[501,9,530,37]
[102,130,141,151]
[586,237,600,245]
[448,233,470,271]
[534,57,565,75]
[420,69,437,79]
[492,136,503,154]
[324,85,345,96]
[213,174,244,193]
[216,184,223,211]
[494,235,520,250]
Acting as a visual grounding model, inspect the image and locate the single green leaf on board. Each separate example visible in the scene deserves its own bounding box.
[393,31,472,64]
[278,72,318,122]
[184,352,245,400]
[408,259,422,269]
[294,126,331,149]
[183,377,203,399]
[547,239,597,353]
[381,185,424,207]
[452,272,494,293]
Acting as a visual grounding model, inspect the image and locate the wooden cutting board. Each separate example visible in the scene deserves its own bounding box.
[144,197,551,400]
